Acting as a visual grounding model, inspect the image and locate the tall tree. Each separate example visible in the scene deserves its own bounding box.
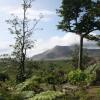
[71,45,91,69]
[57,0,100,70]
[6,0,42,82]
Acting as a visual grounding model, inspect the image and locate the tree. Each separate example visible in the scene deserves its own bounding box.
[6,0,42,82]
[71,45,91,69]
[57,0,100,70]
[71,45,79,68]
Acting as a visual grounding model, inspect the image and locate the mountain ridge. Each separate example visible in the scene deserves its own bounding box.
[32,45,100,60]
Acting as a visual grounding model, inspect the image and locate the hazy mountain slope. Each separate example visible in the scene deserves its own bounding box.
[32,46,100,60]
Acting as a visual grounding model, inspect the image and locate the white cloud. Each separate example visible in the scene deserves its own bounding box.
[0,5,55,22]
[0,41,12,55]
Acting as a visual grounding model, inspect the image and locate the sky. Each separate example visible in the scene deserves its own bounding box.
[0,0,99,57]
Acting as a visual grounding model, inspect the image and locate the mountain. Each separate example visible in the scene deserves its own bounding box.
[32,46,100,60]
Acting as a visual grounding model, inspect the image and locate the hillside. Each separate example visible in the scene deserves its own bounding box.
[32,46,71,60]
[32,46,100,60]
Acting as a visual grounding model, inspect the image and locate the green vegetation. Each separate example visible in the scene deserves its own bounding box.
[0,60,100,100]
[68,69,92,86]
[0,0,99,100]
[30,91,65,100]
[57,0,100,69]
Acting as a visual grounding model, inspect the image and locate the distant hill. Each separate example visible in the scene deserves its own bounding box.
[32,46,100,60]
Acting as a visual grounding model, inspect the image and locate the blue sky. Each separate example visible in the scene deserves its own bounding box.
[0,0,63,40]
[0,0,99,56]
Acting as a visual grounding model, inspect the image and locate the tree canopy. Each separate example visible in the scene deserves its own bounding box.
[57,0,100,36]
[57,0,100,69]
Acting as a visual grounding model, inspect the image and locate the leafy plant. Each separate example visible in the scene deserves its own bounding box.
[16,75,43,93]
[0,81,24,100]
[45,69,67,91]
[68,69,92,86]
[29,91,65,100]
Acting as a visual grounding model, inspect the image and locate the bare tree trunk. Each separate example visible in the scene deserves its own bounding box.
[19,1,26,82]
[78,35,83,70]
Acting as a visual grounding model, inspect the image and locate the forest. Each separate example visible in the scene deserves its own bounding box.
[0,0,100,100]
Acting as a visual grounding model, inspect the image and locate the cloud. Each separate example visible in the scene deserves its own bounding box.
[0,5,55,22]
[0,41,12,55]
[0,32,98,57]
[27,32,98,57]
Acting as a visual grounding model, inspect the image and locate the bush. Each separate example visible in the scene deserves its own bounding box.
[29,91,65,100]
[0,82,24,100]
[68,69,92,86]
[45,69,67,91]
[16,75,43,93]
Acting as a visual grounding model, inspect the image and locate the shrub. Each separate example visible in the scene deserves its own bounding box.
[68,69,92,86]
[29,91,65,100]
[0,82,24,100]
[16,76,43,93]
[45,69,67,91]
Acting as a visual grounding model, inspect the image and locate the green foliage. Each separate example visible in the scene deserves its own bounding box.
[85,63,100,74]
[57,0,100,69]
[45,70,67,85]
[68,69,92,86]
[20,91,34,99]
[16,75,42,92]
[0,59,100,100]
[96,89,100,99]
[6,0,43,83]
[43,63,68,90]
[0,93,24,100]
[76,87,100,100]
[0,60,73,82]
[29,91,65,100]
[0,81,24,100]
[57,0,100,35]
